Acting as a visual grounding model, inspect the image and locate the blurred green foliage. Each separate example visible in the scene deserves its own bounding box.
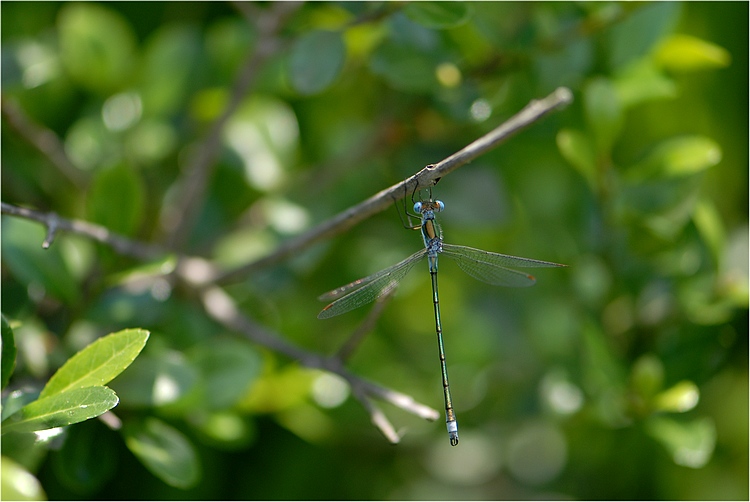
[1,1,747,500]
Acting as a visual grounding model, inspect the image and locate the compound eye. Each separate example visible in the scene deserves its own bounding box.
[413,202,422,213]
[435,200,445,212]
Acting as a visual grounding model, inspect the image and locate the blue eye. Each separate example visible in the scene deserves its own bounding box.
[435,200,445,212]
[413,202,422,212]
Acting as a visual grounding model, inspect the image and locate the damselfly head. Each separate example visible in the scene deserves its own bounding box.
[415,200,444,214]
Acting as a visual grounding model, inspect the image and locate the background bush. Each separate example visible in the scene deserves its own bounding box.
[2,2,747,500]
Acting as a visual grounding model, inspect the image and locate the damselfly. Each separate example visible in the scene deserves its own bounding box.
[318,192,565,446]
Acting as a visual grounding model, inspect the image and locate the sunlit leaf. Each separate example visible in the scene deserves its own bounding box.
[2,386,119,434]
[1,218,81,305]
[123,417,200,489]
[57,3,137,93]
[654,380,700,413]
[404,2,471,29]
[654,34,731,72]
[627,135,722,180]
[1,315,17,389]
[1,456,47,501]
[40,328,149,399]
[86,164,146,236]
[646,416,716,468]
[1,389,39,422]
[613,59,677,107]
[289,30,346,95]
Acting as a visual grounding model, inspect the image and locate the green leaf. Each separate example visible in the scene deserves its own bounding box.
[57,3,137,93]
[1,217,81,305]
[187,338,261,410]
[630,354,664,400]
[613,59,677,108]
[1,456,47,501]
[50,421,118,495]
[583,77,623,155]
[556,129,597,189]
[606,2,681,69]
[654,34,731,72]
[627,135,722,180]
[692,197,726,264]
[403,2,472,29]
[288,30,346,95]
[140,24,201,116]
[370,41,439,93]
[654,380,700,413]
[123,417,200,489]
[2,386,119,434]
[86,164,146,236]
[108,351,198,408]
[1,315,17,389]
[39,328,149,399]
[645,416,716,468]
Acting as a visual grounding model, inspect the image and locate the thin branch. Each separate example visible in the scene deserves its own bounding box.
[200,285,439,423]
[1,202,166,260]
[1,97,87,189]
[215,87,573,284]
[165,2,302,249]
[351,385,402,444]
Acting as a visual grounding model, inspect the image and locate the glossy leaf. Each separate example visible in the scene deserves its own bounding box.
[2,386,119,434]
[39,328,149,399]
[1,218,81,305]
[289,30,346,95]
[1,315,17,389]
[86,164,146,236]
[57,3,137,93]
[1,456,47,501]
[645,416,716,468]
[1,389,39,422]
[403,2,471,29]
[654,34,731,72]
[123,417,200,489]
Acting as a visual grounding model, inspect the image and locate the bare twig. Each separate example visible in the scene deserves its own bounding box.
[164,2,302,249]
[1,97,87,189]
[1,202,166,260]
[200,285,440,424]
[216,87,573,284]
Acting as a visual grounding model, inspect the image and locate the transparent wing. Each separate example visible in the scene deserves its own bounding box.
[441,244,565,288]
[317,249,427,319]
